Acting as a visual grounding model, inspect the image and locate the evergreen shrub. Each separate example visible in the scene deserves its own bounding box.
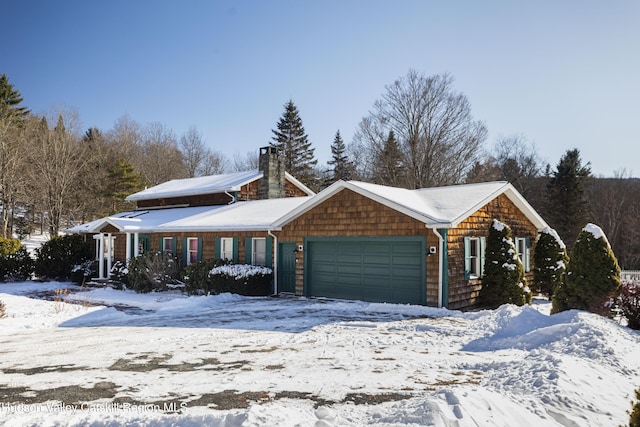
[0,246,34,281]
[533,227,568,296]
[0,237,21,256]
[34,234,93,280]
[182,258,229,295]
[628,387,640,427]
[208,264,273,296]
[620,280,640,330]
[128,252,181,293]
[480,219,531,308]
[109,261,129,290]
[552,223,621,315]
[70,260,97,285]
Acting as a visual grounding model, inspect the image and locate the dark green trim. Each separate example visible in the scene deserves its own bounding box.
[215,237,221,259]
[265,237,273,268]
[303,236,427,305]
[232,237,239,263]
[439,228,449,309]
[245,237,252,264]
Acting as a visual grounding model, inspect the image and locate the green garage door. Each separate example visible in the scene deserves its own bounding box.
[305,237,426,305]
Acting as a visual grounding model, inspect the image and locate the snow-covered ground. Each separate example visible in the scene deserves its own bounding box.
[0,282,638,426]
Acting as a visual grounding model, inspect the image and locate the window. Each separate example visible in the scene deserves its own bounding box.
[187,237,199,265]
[221,238,234,261]
[515,237,531,272]
[162,237,174,255]
[252,238,266,266]
[464,236,486,279]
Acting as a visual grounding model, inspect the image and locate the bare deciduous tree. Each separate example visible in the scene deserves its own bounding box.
[140,122,187,185]
[356,70,487,188]
[26,110,88,236]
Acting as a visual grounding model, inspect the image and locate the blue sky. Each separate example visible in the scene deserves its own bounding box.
[3,0,639,177]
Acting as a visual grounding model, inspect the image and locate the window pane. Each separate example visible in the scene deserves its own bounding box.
[189,239,198,251]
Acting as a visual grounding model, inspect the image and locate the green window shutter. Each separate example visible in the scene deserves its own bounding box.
[265,237,273,268]
[215,237,221,260]
[172,237,177,257]
[158,237,164,252]
[245,237,253,265]
[197,237,203,262]
[232,237,239,263]
[181,237,188,265]
[524,237,531,272]
[479,237,486,277]
[463,237,471,280]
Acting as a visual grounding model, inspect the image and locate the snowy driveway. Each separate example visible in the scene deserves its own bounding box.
[1,282,639,426]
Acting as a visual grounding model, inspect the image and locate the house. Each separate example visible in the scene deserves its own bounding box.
[68,147,549,310]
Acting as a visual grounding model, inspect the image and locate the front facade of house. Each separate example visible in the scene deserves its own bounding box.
[69,147,548,310]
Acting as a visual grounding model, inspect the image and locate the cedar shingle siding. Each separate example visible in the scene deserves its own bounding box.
[277,189,441,306]
[447,194,537,310]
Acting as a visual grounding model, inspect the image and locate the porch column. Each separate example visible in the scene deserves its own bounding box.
[98,234,105,280]
[125,232,131,262]
[133,233,140,257]
[106,233,113,277]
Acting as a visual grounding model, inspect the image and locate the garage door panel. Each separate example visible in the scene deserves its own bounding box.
[307,237,426,305]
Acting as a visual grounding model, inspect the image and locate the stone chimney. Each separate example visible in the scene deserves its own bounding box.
[258,146,285,199]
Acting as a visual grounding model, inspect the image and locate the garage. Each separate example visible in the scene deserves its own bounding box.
[305,237,426,305]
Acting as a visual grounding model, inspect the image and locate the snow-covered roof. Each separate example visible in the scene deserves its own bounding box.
[125,170,314,202]
[66,198,312,234]
[274,180,549,230]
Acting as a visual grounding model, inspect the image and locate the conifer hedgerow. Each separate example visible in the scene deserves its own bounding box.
[552,223,621,315]
[480,219,531,308]
[533,227,568,296]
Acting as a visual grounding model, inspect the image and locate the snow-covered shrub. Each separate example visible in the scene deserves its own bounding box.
[552,223,621,316]
[620,280,640,330]
[109,261,129,290]
[0,246,34,282]
[480,219,531,308]
[533,227,568,296]
[182,258,229,295]
[628,387,640,427]
[128,252,181,293]
[70,260,97,285]
[207,264,273,296]
[34,234,93,281]
[0,299,5,318]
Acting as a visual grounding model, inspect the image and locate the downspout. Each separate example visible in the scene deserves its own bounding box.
[432,228,444,308]
[224,190,236,205]
[268,230,278,296]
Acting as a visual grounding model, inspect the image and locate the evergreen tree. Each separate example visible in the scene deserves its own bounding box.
[545,149,591,251]
[480,219,531,308]
[0,74,30,120]
[373,130,404,186]
[551,223,621,315]
[327,130,353,183]
[270,100,317,186]
[533,227,568,296]
[106,158,146,213]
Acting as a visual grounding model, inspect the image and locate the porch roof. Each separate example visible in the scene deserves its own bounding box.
[66,197,312,234]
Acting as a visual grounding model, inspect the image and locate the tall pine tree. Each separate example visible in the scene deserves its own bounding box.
[0,74,30,120]
[327,130,353,183]
[373,130,404,186]
[545,149,591,251]
[270,100,317,186]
